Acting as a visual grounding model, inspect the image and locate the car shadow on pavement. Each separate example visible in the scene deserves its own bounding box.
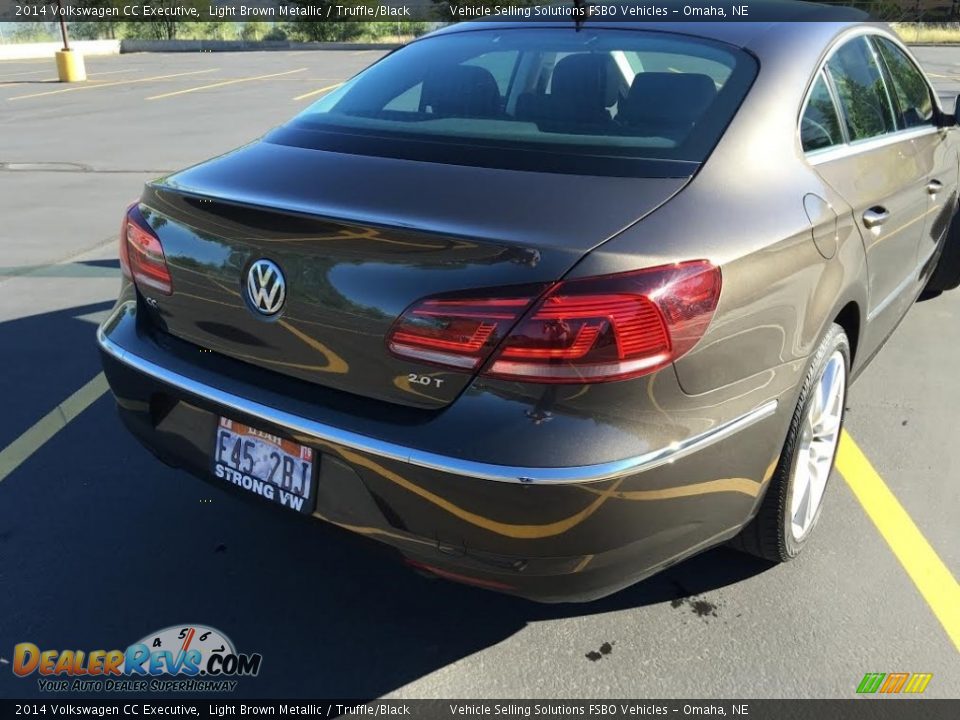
[0,296,116,449]
[0,299,773,700]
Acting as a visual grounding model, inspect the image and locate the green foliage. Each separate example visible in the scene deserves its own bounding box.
[67,22,107,40]
[817,0,935,21]
[283,0,364,42]
[363,22,429,40]
[118,0,208,40]
[283,0,427,42]
[262,26,289,41]
[240,22,264,41]
[11,22,57,42]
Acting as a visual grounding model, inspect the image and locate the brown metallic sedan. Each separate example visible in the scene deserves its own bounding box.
[98,15,960,601]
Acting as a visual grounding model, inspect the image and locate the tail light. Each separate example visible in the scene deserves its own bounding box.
[387,261,720,383]
[119,203,173,295]
[387,292,544,370]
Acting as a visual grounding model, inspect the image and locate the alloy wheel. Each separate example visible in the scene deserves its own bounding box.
[789,350,846,541]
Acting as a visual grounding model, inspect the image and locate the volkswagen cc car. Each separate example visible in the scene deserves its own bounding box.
[98,14,960,601]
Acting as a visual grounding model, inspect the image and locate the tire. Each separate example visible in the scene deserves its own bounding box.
[926,205,960,293]
[731,323,850,562]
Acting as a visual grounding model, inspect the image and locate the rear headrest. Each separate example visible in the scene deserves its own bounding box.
[551,53,619,109]
[619,72,717,126]
[420,64,501,118]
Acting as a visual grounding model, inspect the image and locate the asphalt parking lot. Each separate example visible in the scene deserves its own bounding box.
[0,45,957,700]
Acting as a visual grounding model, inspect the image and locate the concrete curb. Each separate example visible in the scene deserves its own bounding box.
[119,39,403,53]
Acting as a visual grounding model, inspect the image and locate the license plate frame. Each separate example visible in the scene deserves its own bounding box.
[212,417,316,514]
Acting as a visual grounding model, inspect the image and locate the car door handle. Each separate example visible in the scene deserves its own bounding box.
[862,207,890,229]
[927,180,943,195]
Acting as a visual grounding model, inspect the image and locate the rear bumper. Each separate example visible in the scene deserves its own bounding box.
[98,299,792,602]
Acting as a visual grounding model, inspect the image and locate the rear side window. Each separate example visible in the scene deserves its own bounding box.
[802,72,845,152]
[826,36,897,142]
[872,36,934,129]
[274,29,758,177]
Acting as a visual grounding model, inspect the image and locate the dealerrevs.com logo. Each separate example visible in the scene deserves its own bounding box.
[13,624,262,693]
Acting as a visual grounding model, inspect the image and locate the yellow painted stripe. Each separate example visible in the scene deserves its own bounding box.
[293,82,343,101]
[147,68,307,100]
[0,373,108,483]
[8,69,219,101]
[3,68,140,86]
[837,431,960,653]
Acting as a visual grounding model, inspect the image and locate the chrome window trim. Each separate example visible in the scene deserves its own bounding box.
[798,25,940,165]
[864,34,899,136]
[871,34,938,129]
[97,325,778,486]
[805,125,940,165]
[800,68,848,153]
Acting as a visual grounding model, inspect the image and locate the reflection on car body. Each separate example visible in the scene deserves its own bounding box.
[99,6,960,601]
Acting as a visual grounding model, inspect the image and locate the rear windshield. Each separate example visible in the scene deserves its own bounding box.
[270,28,757,178]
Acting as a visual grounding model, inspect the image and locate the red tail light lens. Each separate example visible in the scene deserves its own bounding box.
[487,262,721,382]
[120,204,172,295]
[387,261,720,383]
[388,294,541,370]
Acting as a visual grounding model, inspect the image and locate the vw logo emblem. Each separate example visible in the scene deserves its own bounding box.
[246,259,286,316]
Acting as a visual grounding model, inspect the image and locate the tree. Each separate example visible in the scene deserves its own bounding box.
[12,22,56,42]
[68,0,123,39]
[120,0,207,40]
[240,22,264,41]
[282,0,369,42]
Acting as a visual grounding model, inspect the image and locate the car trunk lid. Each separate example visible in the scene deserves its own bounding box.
[137,140,688,409]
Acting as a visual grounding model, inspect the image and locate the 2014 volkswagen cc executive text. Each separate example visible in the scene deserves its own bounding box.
[98,11,960,601]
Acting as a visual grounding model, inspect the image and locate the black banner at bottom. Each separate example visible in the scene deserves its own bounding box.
[3,700,959,720]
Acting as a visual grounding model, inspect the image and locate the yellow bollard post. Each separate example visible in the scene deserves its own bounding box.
[55,49,86,83]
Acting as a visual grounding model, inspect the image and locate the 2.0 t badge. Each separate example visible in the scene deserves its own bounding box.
[246,259,286,316]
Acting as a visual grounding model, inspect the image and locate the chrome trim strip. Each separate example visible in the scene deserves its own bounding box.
[97,328,778,485]
[798,26,944,165]
[806,126,941,166]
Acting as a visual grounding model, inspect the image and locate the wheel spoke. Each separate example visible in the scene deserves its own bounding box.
[789,350,846,541]
[814,411,842,439]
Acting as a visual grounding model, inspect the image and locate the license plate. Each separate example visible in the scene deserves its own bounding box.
[212,417,315,514]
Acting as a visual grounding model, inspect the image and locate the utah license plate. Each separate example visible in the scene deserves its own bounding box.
[213,417,315,514]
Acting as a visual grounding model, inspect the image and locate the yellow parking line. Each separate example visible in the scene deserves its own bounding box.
[837,431,960,652]
[147,67,307,101]
[0,69,138,88]
[0,373,108,484]
[8,69,219,101]
[293,82,343,101]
